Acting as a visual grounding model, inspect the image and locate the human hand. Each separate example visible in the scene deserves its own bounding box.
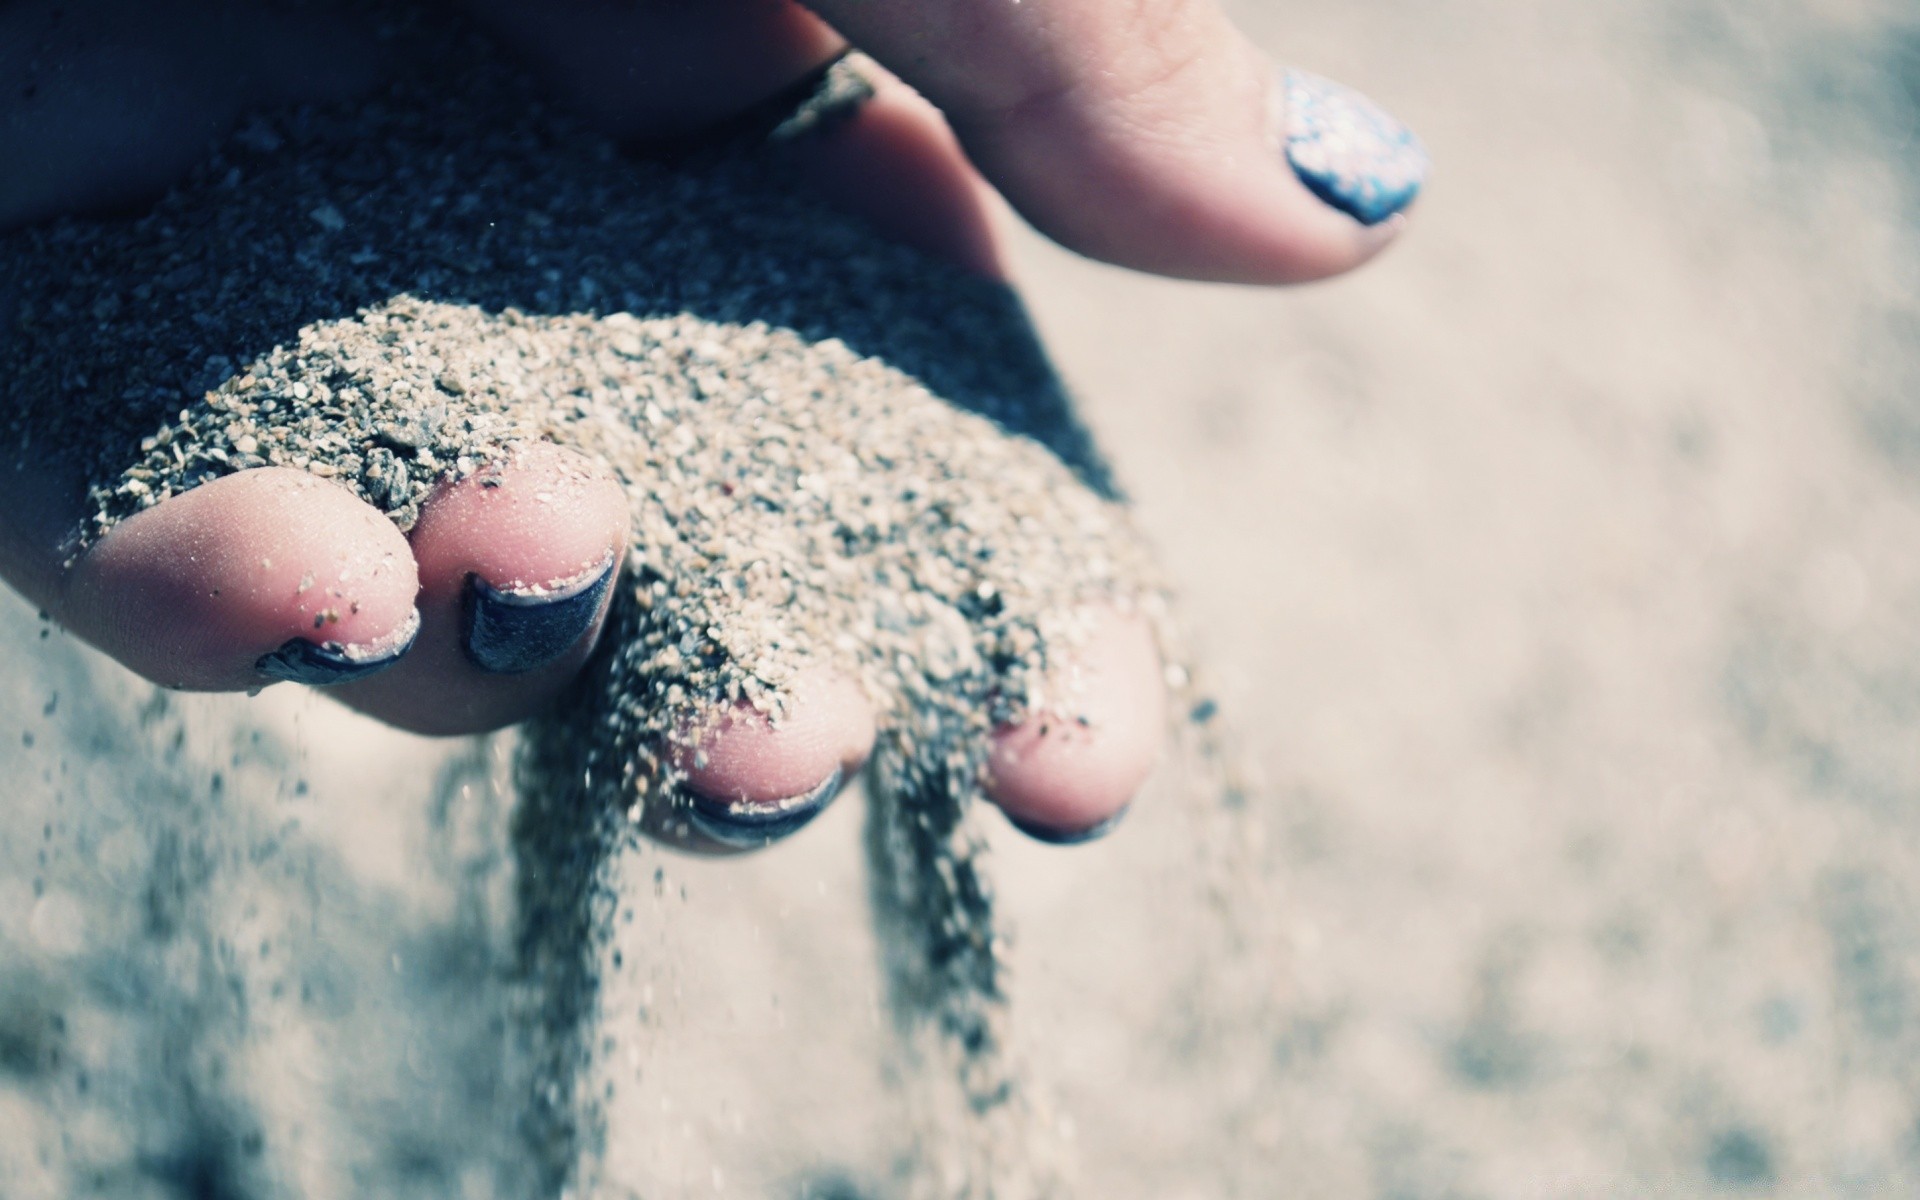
[0,0,1424,850]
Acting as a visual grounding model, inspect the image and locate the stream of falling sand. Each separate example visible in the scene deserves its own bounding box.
[0,19,1259,1198]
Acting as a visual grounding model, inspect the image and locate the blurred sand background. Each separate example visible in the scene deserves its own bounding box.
[8,0,1920,1195]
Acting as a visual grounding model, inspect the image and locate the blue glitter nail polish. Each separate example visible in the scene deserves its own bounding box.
[464,556,617,675]
[1282,69,1429,226]
[685,767,845,850]
[255,608,421,685]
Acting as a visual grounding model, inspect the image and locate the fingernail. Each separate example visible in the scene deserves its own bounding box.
[1279,69,1429,226]
[1005,804,1130,847]
[685,767,846,850]
[255,608,421,685]
[463,556,617,675]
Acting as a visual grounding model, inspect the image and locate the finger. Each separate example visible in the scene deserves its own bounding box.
[985,607,1166,843]
[803,0,1430,283]
[58,468,421,691]
[329,443,630,736]
[648,667,877,856]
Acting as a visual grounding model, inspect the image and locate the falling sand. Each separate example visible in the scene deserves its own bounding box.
[0,17,1239,1198]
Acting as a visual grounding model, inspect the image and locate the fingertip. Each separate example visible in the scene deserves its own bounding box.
[986,608,1167,842]
[976,51,1424,284]
[330,442,629,734]
[674,668,875,804]
[655,667,876,856]
[809,0,1426,283]
[408,442,630,600]
[64,468,420,690]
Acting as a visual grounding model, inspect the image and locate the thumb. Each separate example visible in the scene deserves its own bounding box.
[806,0,1429,283]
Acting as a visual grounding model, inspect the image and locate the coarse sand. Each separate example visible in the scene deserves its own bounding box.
[0,20,1234,1197]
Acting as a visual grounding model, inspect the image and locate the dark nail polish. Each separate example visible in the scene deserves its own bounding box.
[255,608,420,685]
[463,556,616,675]
[1281,69,1429,226]
[685,767,845,850]
[1005,804,1130,847]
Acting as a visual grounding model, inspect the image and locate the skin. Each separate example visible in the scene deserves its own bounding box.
[0,0,1416,850]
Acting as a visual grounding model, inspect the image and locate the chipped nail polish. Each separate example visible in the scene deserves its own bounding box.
[685,767,845,850]
[255,608,421,685]
[1280,69,1429,226]
[463,555,616,675]
[1005,804,1130,847]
